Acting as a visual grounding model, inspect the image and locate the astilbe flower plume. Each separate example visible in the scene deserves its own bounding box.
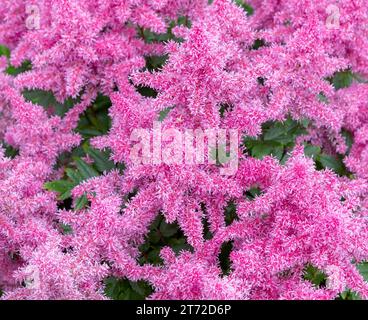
[1,0,368,300]
[248,0,368,74]
[334,84,368,180]
[0,83,90,298]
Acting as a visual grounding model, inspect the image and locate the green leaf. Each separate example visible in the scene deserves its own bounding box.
[332,70,354,90]
[65,168,84,184]
[74,194,89,211]
[130,281,153,298]
[60,223,73,235]
[135,85,158,98]
[339,290,361,300]
[83,146,115,173]
[92,94,112,111]
[0,45,10,58]
[247,187,262,199]
[317,92,329,104]
[219,241,233,276]
[251,142,281,159]
[303,264,327,288]
[168,238,191,254]
[176,15,191,28]
[145,55,168,72]
[159,221,178,238]
[74,158,99,180]
[95,111,111,133]
[270,147,284,160]
[148,230,161,244]
[104,278,129,300]
[44,180,75,200]
[104,277,152,300]
[358,262,368,281]
[158,107,173,121]
[342,130,353,155]
[233,0,254,15]
[318,154,345,175]
[75,95,111,139]
[6,60,32,76]
[225,201,238,225]
[23,90,79,117]
[219,103,233,118]
[23,90,57,107]
[3,143,19,159]
[304,144,321,159]
[263,126,285,141]
[0,46,32,76]
[77,127,103,138]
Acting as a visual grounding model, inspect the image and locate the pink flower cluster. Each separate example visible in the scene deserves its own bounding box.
[1,0,368,300]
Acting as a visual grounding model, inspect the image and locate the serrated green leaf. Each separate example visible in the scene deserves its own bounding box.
[65,168,84,184]
[332,70,354,90]
[303,264,327,287]
[74,158,99,180]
